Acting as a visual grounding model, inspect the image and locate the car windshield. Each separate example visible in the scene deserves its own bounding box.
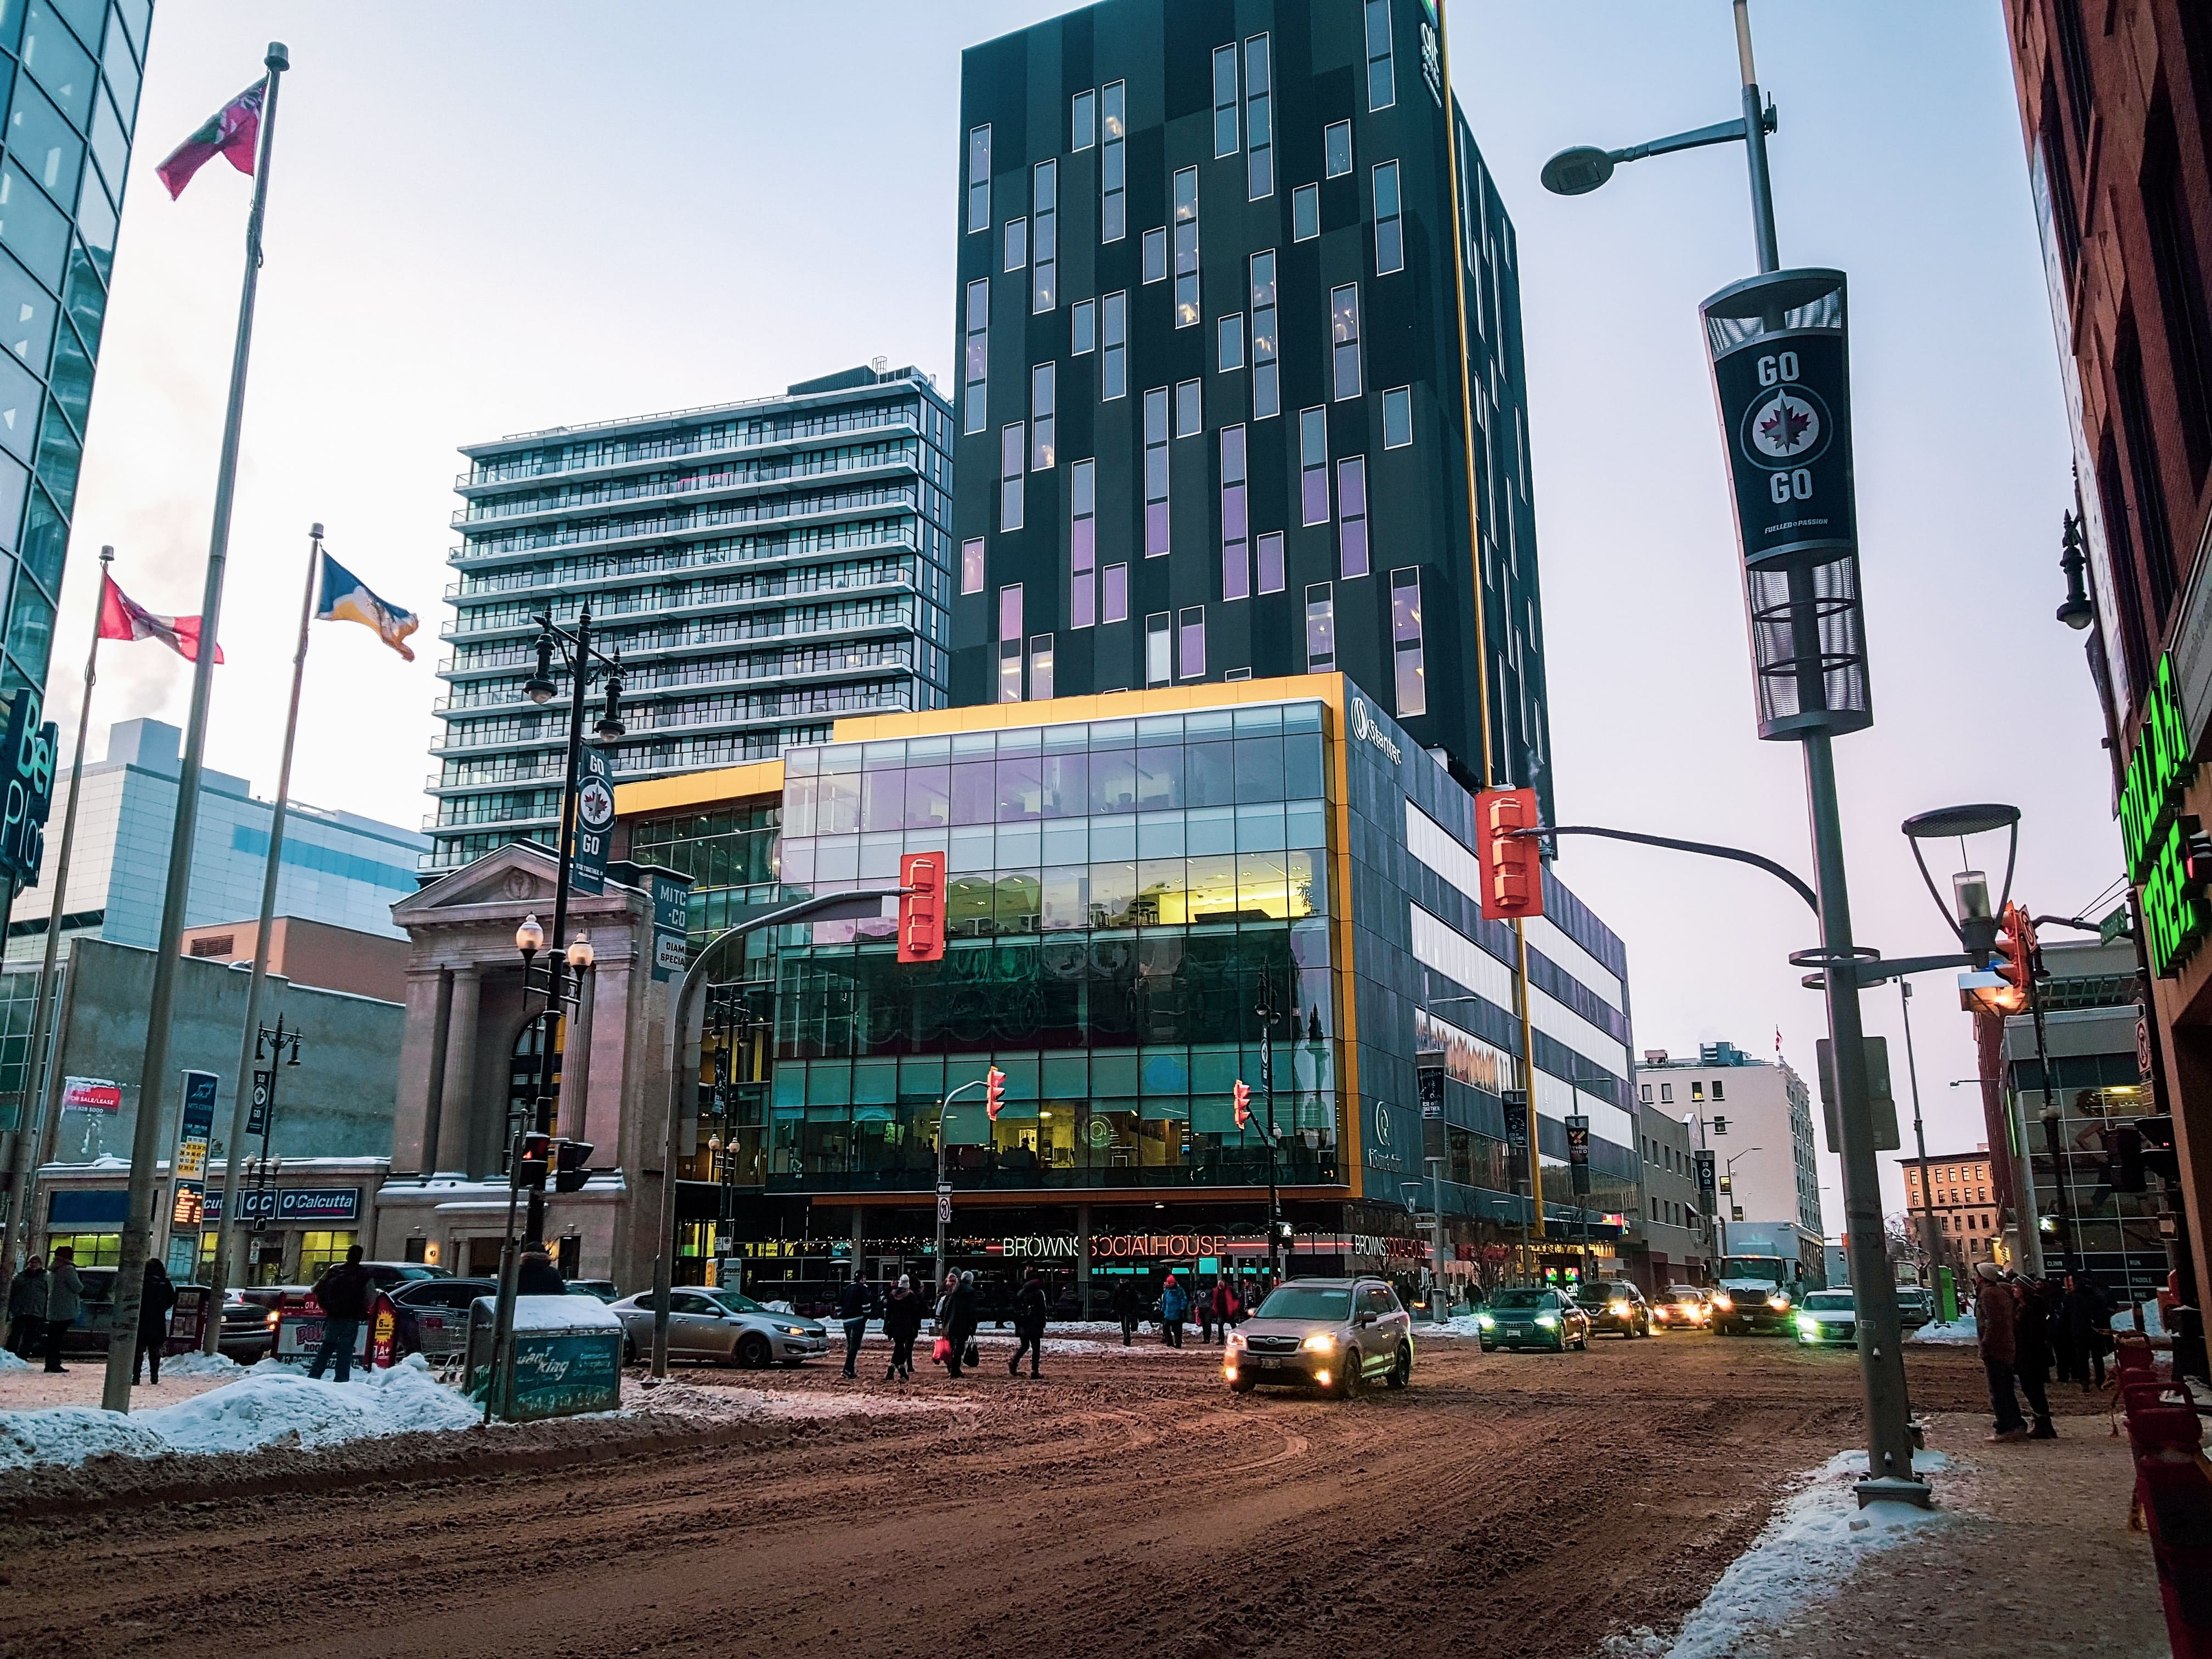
[1805,1292,1854,1311]
[1489,1289,1551,1310]
[1667,1290,1703,1304]
[705,1291,764,1314]
[1256,1287,1352,1321]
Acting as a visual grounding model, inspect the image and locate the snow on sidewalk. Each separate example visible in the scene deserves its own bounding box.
[1606,1449,1952,1659]
[1908,1312,1979,1345]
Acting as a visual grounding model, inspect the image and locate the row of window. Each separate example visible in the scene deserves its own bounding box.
[1638,1077,1725,1105]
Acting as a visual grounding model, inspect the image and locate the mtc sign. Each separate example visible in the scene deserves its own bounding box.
[2119,655,2202,977]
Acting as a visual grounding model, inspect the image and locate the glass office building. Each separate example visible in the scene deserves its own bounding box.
[0,0,149,693]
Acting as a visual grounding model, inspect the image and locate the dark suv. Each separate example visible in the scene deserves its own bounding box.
[1575,1279,1654,1338]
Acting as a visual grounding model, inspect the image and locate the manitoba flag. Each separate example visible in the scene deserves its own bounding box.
[98,572,223,663]
[155,79,266,200]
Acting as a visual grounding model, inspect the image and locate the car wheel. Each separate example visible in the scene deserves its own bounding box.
[734,1331,772,1369]
[622,1335,638,1365]
[1336,1348,1362,1400]
[1575,1330,1589,1351]
[1228,1374,1256,1394]
[1480,1341,1496,1352]
[1386,1344,1412,1390]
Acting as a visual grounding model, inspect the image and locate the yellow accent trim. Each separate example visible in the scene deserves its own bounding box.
[826,672,1346,743]
[614,758,785,819]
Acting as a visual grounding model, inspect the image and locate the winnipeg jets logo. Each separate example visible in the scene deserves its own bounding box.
[1751,389,1821,458]
[578,776,615,831]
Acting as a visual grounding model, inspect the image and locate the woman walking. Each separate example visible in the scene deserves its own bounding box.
[883,1274,924,1380]
[1009,1267,1048,1378]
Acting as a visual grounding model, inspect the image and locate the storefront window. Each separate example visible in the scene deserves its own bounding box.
[298,1230,358,1282]
[45,1229,119,1266]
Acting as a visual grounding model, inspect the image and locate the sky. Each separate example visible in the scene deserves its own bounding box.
[60,2,2107,1236]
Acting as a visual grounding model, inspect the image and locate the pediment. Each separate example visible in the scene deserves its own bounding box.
[394,841,561,919]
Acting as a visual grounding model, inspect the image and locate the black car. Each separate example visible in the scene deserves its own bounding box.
[387,1276,499,1359]
[1575,1280,1654,1339]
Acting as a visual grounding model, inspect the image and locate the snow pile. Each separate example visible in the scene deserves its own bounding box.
[634,1379,972,1423]
[1909,1313,1979,1345]
[1639,1450,1951,1659]
[0,1350,29,1372]
[0,1353,479,1471]
[2128,1299,2166,1337]
[158,1351,243,1379]
[511,1293,619,1331]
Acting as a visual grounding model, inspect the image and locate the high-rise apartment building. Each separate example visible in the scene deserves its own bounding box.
[0,0,149,695]
[950,0,1550,810]
[428,365,957,874]
[1637,1041,1822,1238]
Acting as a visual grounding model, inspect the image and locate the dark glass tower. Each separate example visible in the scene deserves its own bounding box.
[950,0,1550,812]
[0,0,149,693]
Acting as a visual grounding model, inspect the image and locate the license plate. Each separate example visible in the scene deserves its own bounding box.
[1503,1325,1529,1337]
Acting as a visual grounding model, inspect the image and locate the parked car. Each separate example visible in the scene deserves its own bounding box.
[215,1290,276,1361]
[1223,1277,1414,1398]
[1575,1279,1654,1338]
[1894,1284,1935,1328]
[389,1276,499,1359]
[1793,1289,1859,1346]
[566,1279,619,1302]
[608,1287,828,1368]
[1476,1287,1592,1352]
[1649,1286,1712,1330]
[362,1261,452,1291]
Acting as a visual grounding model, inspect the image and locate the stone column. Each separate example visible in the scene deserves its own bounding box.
[398,969,453,1178]
[436,966,482,1176]
[556,964,595,1143]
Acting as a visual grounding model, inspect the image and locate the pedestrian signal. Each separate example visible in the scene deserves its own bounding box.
[1233,1079,1251,1130]
[1474,787,1543,921]
[554,1138,594,1193]
[1989,902,2037,1014]
[517,1132,552,1192]
[899,852,946,963]
[985,1065,1006,1121]
[2136,1116,2181,1186]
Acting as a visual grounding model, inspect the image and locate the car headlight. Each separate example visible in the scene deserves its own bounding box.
[1767,1294,1790,1311]
[1535,1313,1559,1329]
[1477,1313,1496,1329]
[1796,1315,1819,1339]
[1609,1300,1629,1316]
[1226,1331,1247,1350]
[778,1324,810,1337]
[1711,1293,1733,1310]
[266,1311,281,1328]
[1301,1331,1338,1351]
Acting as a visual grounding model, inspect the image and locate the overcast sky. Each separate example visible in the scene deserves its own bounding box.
[62,2,2101,1234]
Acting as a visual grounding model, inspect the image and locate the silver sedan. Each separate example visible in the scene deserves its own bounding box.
[609,1287,830,1368]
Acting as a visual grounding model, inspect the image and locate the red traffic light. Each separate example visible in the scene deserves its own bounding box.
[517,1132,552,1192]
[1474,787,1543,921]
[1989,902,2037,1014]
[1233,1079,1251,1130]
[899,852,946,963]
[985,1065,1006,1122]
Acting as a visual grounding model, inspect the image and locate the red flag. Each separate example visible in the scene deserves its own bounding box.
[155,79,266,200]
[98,572,223,663]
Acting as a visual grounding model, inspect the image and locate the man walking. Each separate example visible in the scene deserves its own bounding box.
[6,1252,44,1357]
[1112,1278,1141,1347]
[834,1268,877,1379]
[1009,1267,1048,1378]
[307,1244,374,1382]
[1159,1272,1189,1348]
[40,1245,81,1373]
[1973,1260,2029,1442]
[882,1274,923,1381]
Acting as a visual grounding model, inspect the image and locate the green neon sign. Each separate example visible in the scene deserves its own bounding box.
[2142,813,2208,977]
[2120,654,2192,884]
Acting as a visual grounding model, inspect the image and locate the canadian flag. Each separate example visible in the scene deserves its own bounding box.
[97,572,223,663]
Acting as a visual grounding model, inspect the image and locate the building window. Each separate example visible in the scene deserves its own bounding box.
[1101,81,1127,242]
[1178,606,1205,679]
[1257,530,1285,594]
[1691,1081,1705,1102]
[1030,363,1056,470]
[999,584,1023,702]
[1392,567,1425,717]
[1330,284,1362,399]
[1304,583,1335,670]
[1176,378,1201,438]
[1143,226,1167,284]
[1143,387,1171,556]
[1072,88,1096,151]
[1172,166,1200,326]
[1250,252,1279,419]
[1029,634,1055,701]
[1383,386,1412,448]
[1300,407,1330,526]
[1221,424,1249,601]
[1005,217,1028,271]
[961,537,984,596]
[1070,459,1096,628]
[1640,1083,1652,1104]
[1364,0,1396,112]
[963,278,989,436]
[1213,42,1239,157]
[1102,291,1127,400]
[2117,321,2179,612]
[1000,424,1025,532]
[1072,297,1096,356]
[1373,160,1403,274]
[1660,1082,1673,1103]
[1293,182,1319,242]
[1032,160,1058,312]
[299,1231,359,1283]
[967,124,991,233]
[1217,312,1245,372]
[1338,455,1369,577]
[1245,33,1274,199]
[1325,119,1353,178]
[1146,612,1171,685]
[1711,1080,1724,1101]
[1103,562,1129,625]
[2143,106,2212,478]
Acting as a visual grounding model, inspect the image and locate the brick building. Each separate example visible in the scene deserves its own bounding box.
[1900,1143,2001,1273]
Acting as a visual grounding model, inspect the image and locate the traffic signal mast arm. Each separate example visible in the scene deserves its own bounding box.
[1513,822,1820,913]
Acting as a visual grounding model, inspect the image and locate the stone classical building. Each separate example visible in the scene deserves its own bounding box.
[369,842,673,1285]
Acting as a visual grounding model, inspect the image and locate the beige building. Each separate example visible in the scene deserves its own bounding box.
[1900,1144,2000,1272]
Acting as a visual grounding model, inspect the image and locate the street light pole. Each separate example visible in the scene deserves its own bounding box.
[933,1077,990,1284]
[1258,970,1295,1283]
[1899,981,1942,1283]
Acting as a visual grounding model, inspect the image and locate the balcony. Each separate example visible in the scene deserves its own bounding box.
[455,403,922,493]
[450,482,922,569]
[454,445,918,532]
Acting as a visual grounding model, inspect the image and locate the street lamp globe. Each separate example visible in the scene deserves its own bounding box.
[1539,144,1615,196]
[515,915,545,957]
[567,933,595,969]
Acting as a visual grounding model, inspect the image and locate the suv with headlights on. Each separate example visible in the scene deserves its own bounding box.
[1224,1277,1413,1399]
[1575,1279,1654,1338]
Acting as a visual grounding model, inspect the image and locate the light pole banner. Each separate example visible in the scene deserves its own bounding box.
[570,744,614,897]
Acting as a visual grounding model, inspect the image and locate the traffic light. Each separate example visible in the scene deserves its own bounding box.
[554,1138,594,1193]
[985,1065,1006,1122]
[899,852,946,963]
[1233,1079,1251,1130]
[2137,1116,2182,1186]
[517,1132,551,1192]
[1988,902,2037,1015]
[1474,786,1544,921]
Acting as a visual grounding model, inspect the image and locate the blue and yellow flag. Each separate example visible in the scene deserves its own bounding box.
[315,552,419,662]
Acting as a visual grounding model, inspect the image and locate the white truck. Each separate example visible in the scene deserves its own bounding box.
[1711,1222,1821,1336]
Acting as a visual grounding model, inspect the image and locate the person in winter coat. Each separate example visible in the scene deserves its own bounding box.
[833,1270,877,1378]
[40,1245,82,1373]
[132,1260,178,1386]
[308,1245,375,1382]
[1009,1267,1049,1378]
[2010,1273,2057,1439]
[515,1243,567,1296]
[2041,1274,2080,1385]
[2063,1270,2113,1390]
[6,1254,44,1357]
[1973,1260,2029,1441]
[1159,1273,1189,1348]
[1210,1277,1240,1342]
[939,1271,979,1378]
[882,1274,924,1380]
[1112,1279,1142,1347]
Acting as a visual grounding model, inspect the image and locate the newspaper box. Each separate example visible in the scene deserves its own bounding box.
[274,1289,400,1369]
[465,1294,623,1421]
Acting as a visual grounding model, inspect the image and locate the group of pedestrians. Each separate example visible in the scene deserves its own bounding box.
[1111,1271,1256,1347]
[1973,1259,2117,1441]
[829,1265,1053,1383]
[4,1246,82,1374]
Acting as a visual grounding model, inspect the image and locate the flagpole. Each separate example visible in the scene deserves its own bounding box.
[104,42,290,1414]
[0,548,112,1317]
[204,524,317,1350]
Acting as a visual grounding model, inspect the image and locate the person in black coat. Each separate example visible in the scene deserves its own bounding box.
[1112,1279,1141,1347]
[1009,1267,1048,1378]
[6,1255,45,1358]
[939,1271,979,1378]
[833,1270,878,1378]
[2063,1270,2113,1390]
[881,1274,925,1380]
[2011,1273,2057,1438]
[516,1243,567,1296]
[132,1260,177,1386]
